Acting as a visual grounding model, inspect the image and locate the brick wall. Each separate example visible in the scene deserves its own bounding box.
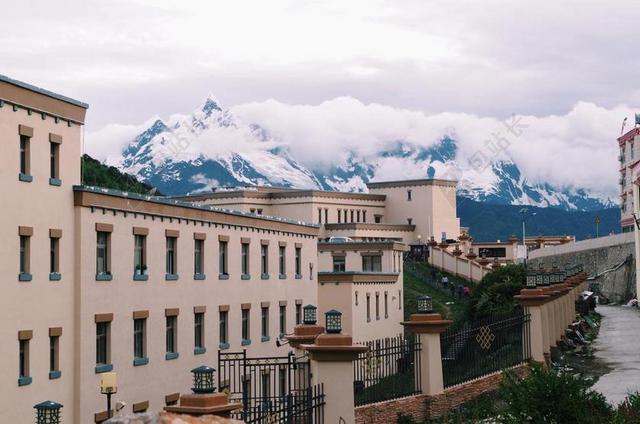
[355,364,530,424]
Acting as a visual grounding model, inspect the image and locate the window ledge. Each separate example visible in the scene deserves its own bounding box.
[194,273,206,280]
[279,274,287,280]
[218,273,229,280]
[18,173,33,183]
[49,177,62,186]
[261,273,270,280]
[133,274,149,281]
[18,376,32,386]
[49,272,62,281]
[165,352,179,360]
[241,338,252,346]
[133,357,149,367]
[218,342,230,350]
[96,273,112,281]
[295,274,302,280]
[194,347,207,355]
[95,364,113,374]
[18,272,32,282]
[261,336,271,342]
[241,274,251,280]
[49,370,62,380]
[165,273,179,281]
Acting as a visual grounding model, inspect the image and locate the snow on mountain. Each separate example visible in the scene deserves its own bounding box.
[116,98,615,211]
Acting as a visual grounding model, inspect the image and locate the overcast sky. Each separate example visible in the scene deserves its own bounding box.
[2,0,638,197]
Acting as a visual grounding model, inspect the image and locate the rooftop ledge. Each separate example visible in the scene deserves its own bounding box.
[323,223,415,231]
[318,271,401,284]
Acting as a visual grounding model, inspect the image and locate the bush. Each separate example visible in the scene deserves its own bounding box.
[498,365,612,424]
[614,392,640,423]
[464,264,526,321]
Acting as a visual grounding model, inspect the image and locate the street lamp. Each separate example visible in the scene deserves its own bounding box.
[519,208,537,268]
[100,372,117,420]
[417,295,433,314]
[325,310,342,334]
[34,401,62,424]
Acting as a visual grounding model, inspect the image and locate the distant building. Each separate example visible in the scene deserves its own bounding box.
[618,127,639,232]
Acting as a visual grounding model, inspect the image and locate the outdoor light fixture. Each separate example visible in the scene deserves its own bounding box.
[417,295,433,314]
[100,372,118,420]
[34,401,62,424]
[535,272,543,286]
[325,309,342,334]
[303,304,317,325]
[526,272,537,288]
[550,272,558,284]
[191,365,216,394]
[542,273,551,286]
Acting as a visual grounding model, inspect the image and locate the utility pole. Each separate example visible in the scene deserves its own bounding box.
[595,215,600,238]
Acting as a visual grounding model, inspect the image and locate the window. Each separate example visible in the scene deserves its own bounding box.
[257,209,263,215]
[49,335,60,375]
[166,316,177,354]
[19,339,29,380]
[241,242,250,276]
[407,190,412,201]
[366,294,371,322]
[333,256,345,272]
[134,318,146,360]
[261,306,269,339]
[194,312,205,351]
[96,232,110,275]
[279,305,287,336]
[398,290,402,309]
[50,236,59,274]
[50,142,60,180]
[343,210,348,222]
[350,210,354,222]
[19,235,30,276]
[261,245,269,277]
[219,240,228,276]
[357,210,361,222]
[374,215,382,224]
[19,134,30,176]
[384,292,389,318]
[318,208,322,224]
[355,291,359,306]
[219,311,229,345]
[279,245,286,277]
[166,236,177,276]
[242,309,250,342]
[337,209,342,223]
[96,322,110,366]
[134,235,147,276]
[363,211,367,222]
[295,303,302,325]
[375,293,380,320]
[362,255,382,272]
[295,247,301,277]
[194,239,204,276]
[324,208,328,223]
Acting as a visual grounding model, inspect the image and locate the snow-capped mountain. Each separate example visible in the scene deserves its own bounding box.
[116,98,615,211]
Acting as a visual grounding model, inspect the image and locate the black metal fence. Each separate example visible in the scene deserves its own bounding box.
[441,309,530,388]
[353,334,422,406]
[218,350,324,423]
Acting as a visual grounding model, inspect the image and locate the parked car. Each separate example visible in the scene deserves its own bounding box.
[328,236,354,243]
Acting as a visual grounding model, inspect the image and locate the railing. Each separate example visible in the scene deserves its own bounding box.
[236,383,325,424]
[441,310,530,388]
[353,334,422,406]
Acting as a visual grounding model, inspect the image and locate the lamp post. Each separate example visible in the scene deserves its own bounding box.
[34,401,62,424]
[100,372,117,419]
[520,208,537,269]
[595,216,600,238]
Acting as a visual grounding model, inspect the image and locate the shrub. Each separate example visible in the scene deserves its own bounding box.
[498,365,612,424]
[464,264,526,321]
[614,392,640,423]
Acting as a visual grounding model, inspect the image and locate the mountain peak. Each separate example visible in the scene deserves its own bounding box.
[200,96,222,115]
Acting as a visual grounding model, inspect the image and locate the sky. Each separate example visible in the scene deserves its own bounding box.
[2,0,639,198]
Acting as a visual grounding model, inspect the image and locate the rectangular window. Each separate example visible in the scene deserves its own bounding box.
[343,210,348,222]
[50,142,59,179]
[242,309,250,342]
[362,255,382,272]
[333,256,346,272]
[134,235,147,275]
[166,316,177,354]
[279,305,287,336]
[219,240,228,276]
[50,237,59,274]
[357,210,361,222]
[261,245,269,276]
[96,322,109,365]
[279,245,286,277]
[363,210,367,222]
[219,311,228,345]
[241,243,250,276]
[19,235,30,275]
[324,208,328,223]
[295,247,301,276]
[407,189,412,201]
[337,209,342,223]
[318,208,322,224]
[398,290,402,309]
[96,232,110,275]
[134,318,146,359]
[49,335,59,373]
[194,312,204,349]
[20,135,30,176]
[19,339,29,378]
[194,239,204,276]
[295,303,302,325]
[350,210,354,222]
[384,292,389,318]
[166,237,177,275]
[366,295,371,322]
[261,306,269,339]
[374,215,382,224]
[375,293,380,320]
[257,209,263,215]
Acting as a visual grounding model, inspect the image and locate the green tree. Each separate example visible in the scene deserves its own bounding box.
[464,264,525,321]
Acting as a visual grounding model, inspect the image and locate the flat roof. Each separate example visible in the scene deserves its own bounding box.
[0,74,88,109]
[173,187,386,202]
[366,178,457,189]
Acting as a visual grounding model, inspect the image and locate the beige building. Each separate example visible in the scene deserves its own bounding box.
[0,76,319,423]
[619,127,639,232]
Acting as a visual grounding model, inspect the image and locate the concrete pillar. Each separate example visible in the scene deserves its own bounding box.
[303,333,367,424]
[516,288,550,363]
[286,322,324,391]
[401,313,452,395]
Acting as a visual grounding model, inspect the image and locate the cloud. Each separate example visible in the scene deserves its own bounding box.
[85,118,160,165]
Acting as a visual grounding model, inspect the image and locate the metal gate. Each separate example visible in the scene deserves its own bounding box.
[218,350,324,423]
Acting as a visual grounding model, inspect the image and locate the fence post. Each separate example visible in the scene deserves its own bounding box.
[402,312,451,395]
[515,288,550,363]
[301,325,367,423]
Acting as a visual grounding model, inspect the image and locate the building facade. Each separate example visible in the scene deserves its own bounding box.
[618,127,639,232]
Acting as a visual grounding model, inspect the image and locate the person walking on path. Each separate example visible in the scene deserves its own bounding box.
[441,275,449,289]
